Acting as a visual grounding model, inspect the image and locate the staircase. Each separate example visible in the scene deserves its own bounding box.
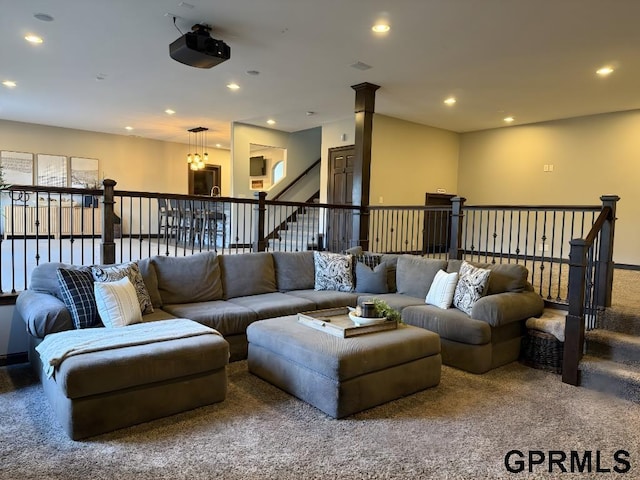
[579,269,640,402]
[267,205,321,252]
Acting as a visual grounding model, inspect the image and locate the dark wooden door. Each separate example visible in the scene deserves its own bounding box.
[327,145,355,251]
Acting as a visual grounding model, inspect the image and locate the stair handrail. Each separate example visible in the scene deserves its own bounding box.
[270,158,321,201]
[562,194,620,386]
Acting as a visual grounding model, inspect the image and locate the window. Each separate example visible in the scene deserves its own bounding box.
[273,161,285,184]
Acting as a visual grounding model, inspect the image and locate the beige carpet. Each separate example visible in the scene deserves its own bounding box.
[1,359,639,479]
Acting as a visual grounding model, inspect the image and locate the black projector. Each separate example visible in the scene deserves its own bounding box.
[169,24,231,69]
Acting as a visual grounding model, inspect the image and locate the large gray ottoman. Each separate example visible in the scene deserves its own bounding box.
[247,315,441,418]
[34,320,230,440]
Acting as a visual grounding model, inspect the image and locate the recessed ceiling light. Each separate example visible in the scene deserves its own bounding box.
[25,35,44,44]
[2,80,17,88]
[34,13,54,22]
[215,143,222,148]
[125,126,134,131]
[266,119,276,125]
[227,83,240,90]
[503,116,515,123]
[165,109,176,115]
[444,97,456,106]
[596,66,614,76]
[372,24,390,33]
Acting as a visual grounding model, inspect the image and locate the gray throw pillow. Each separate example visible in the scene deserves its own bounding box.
[355,262,388,294]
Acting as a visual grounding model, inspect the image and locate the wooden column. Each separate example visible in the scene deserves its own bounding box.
[252,191,267,252]
[596,194,620,307]
[351,82,379,251]
[100,178,116,265]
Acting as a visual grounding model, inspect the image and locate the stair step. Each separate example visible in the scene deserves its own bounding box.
[598,305,640,335]
[580,355,640,403]
[585,329,640,367]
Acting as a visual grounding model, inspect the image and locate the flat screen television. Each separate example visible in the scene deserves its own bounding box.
[250,156,266,176]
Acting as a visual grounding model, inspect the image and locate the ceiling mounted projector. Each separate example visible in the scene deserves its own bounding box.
[170,24,231,68]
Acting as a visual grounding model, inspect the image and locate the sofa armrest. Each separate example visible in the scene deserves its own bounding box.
[15,290,74,338]
[471,291,545,327]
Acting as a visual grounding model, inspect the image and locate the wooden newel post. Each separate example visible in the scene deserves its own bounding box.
[253,191,267,252]
[448,196,466,260]
[562,239,588,386]
[100,178,117,265]
[596,194,620,307]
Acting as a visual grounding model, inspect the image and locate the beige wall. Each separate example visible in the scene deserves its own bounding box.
[371,114,459,205]
[0,119,231,194]
[231,123,321,199]
[458,110,640,265]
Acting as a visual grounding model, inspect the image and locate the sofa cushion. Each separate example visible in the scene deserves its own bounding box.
[472,290,545,327]
[228,292,316,320]
[380,254,401,293]
[56,267,102,329]
[285,290,359,309]
[17,290,74,338]
[50,320,229,400]
[219,252,277,299]
[162,301,258,336]
[396,256,447,299]
[447,260,529,295]
[313,251,354,292]
[151,252,223,305]
[402,305,492,345]
[91,261,154,314]
[355,262,388,294]
[29,262,84,300]
[138,258,162,308]
[356,293,425,312]
[453,262,491,315]
[425,269,458,309]
[272,251,315,292]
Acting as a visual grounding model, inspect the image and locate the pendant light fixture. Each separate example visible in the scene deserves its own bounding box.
[186,126,209,170]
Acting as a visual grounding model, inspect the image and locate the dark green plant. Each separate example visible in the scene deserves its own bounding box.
[371,298,402,323]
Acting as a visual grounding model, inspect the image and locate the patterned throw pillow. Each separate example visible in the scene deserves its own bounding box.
[425,269,458,309]
[453,262,491,315]
[91,261,154,314]
[313,251,355,292]
[94,277,143,328]
[57,267,101,329]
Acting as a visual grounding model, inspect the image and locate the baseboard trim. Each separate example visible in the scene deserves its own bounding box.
[615,264,640,271]
[0,352,28,366]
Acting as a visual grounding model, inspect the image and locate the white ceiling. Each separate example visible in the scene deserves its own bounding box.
[2,0,640,148]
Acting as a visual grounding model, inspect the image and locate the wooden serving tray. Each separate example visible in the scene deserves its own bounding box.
[297,307,398,338]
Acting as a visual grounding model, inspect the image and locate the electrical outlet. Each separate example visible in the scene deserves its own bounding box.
[379,196,384,204]
[543,164,549,172]
[538,243,550,252]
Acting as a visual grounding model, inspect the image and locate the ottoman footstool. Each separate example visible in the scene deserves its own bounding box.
[247,315,441,418]
[33,319,230,440]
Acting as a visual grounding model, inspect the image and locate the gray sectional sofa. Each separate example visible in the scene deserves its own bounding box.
[18,250,545,371]
[15,250,544,438]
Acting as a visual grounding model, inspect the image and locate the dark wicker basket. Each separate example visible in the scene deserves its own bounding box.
[520,328,564,374]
